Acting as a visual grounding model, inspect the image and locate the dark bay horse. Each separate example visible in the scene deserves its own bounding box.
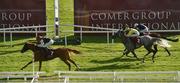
[112,29,171,63]
[20,42,81,71]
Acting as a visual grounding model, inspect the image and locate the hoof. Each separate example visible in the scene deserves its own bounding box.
[152,61,155,63]
[75,68,80,71]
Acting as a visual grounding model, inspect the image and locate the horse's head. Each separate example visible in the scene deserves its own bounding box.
[21,42,30,53]
[112,29,124,39]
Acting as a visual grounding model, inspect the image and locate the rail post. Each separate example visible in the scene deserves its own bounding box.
[113,72,116,83]
[111,30,115,44]
[178,71,180,82]
[64,76,69,83]
[64,34,67,46]
[3,27,6,43]
[107,30,109,45]
[10,32,12,47]
[54,0,60,38]
[80,27,83,41]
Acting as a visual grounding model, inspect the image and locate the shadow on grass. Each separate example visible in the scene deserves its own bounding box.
[90,57,139,64]
[81,63,144,71]
[79,45,123,53]
[78,57,144,71]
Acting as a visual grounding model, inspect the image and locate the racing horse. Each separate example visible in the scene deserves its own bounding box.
[112,29,171,63]
[20,42,81,71]
[112,28,178,57]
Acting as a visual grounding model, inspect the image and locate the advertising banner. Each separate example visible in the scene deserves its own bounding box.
[74,0,180,34]
[0,0,46,36]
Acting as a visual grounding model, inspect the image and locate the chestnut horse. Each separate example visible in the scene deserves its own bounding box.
[20,42,80,71]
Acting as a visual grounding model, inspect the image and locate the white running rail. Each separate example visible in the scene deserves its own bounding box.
[55,71,180,83]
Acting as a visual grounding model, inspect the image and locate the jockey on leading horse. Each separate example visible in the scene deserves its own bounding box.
[134,23,179,42]
[124,24,140,44]
[134,23,149,36]
[36,36,54,58]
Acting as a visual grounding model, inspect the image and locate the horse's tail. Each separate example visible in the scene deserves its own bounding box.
[67,48,81,54]
[161,36,179,42]
[149,33,179,42]
[154,38,171,48]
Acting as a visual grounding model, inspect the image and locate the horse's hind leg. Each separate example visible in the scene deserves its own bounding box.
[21,61,32,70]
[62,60,71,71]
[152,45,158,63]
[142,46,153,63]
[68,59,80,70]
[164,47,171,56]
[39,61,42,71]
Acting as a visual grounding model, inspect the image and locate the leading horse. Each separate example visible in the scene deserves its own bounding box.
[112,29,171,63]
[20,42,81,71]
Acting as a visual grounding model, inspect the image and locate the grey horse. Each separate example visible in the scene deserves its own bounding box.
[112,29,171,63]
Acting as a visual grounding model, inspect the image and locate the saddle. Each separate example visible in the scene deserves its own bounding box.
[38,47,53,58]
[130,37,141,44]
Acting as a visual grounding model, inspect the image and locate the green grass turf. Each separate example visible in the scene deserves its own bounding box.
[0,35,180,73]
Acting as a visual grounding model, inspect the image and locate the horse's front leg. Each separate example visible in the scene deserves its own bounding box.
[21,61,33,70]
[123,48,127,55]
[39,61,42,71]
[142,51,151,63]
[131,51,139,60]
[120,48,127,58]
[122,48,134,58]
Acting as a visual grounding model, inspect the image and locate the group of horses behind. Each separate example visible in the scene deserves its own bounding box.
[20,28,178,71]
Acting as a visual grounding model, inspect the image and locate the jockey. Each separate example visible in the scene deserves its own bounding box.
[36,36,54,58]
[134,23,149,36]
[124,24,140,44]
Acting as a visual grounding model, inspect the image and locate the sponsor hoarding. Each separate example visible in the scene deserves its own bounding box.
[0,0,46,36]
[74,0,180,35]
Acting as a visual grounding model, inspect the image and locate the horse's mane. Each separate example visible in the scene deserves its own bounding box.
[26,42,44,50]
[26,42,37,46]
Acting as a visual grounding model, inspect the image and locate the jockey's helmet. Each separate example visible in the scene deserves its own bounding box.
[134,23,139,27]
